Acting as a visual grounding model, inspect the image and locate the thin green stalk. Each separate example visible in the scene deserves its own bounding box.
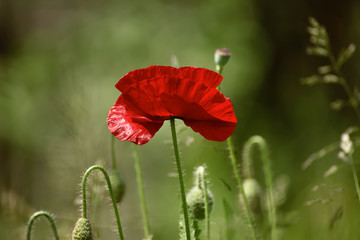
[26,211,59,240]
[216,65,223,92]
[349,154,360,202]
[81,165,125,240]
[199,167,210,240]
[215,62,258,240]
[133,144,152,239]
[170,117,191,240]
[216,65,223,76]
[111,135,117,169]
[227,137,259,240]
[242,136,277,240]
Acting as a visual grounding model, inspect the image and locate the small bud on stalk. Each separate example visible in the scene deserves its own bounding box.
[109,169,126,203]
[214,48,232,74]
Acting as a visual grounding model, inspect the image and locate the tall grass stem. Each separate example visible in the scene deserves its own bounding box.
[349,154,360,202]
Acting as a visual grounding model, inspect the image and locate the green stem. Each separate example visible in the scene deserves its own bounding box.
[81,165,125,240]
[227,137,259,240]
[216,65,223,76]
[216,65,223,92]
[242,136,277,240]
[170,117,191,240]
[199,167,210,240]
[26,211,59,240]
[349,154,360,202]
[215,61,258,240]
[111,135,117,169]
[133,145,152,239]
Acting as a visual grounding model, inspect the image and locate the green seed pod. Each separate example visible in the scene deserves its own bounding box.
[240,178,262,213]
[72,218,93,240]
[186,186,214,220]
[109,169,126,203]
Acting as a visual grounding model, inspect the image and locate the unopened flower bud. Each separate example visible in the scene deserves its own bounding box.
[239,178,262,212]
[214,48,231,68]
[72,218,93,240]
[186,186,214,220]
[109,169,126,203]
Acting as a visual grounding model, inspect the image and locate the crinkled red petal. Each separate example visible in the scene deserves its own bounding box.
[116,66,223,92]
[178,66,223,88]
[158,77,237,141]
[107,95,165,145]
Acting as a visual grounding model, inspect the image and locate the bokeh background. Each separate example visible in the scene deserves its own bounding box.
[2,0,360,239]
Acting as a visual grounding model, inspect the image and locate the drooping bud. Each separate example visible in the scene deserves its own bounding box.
[239,178,262,212]
[72,218,93,240]
[186,186,214,220]
[109,169,126,203]
[214,48,232,72]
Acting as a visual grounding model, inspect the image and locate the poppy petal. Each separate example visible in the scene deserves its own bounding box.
[116,66,178,93]
[159,77,237,141]
[107,95,165,145]
[183,120,236,141]
[178,67,223,88]
[116,66,222,92]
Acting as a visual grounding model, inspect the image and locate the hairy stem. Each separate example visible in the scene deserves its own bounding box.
[170,117,191,240]
[242,136,277,240]
[199,167,210,240]
[81,165,125,240]
[26,211,59,240]
[215,62,258,240]
[227,137,259,240]
[133,144,152,239]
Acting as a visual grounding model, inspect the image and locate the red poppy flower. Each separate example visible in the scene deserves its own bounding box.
[107,66,237,145]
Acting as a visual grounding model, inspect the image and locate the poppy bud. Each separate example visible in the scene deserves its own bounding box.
[186,186,214,220]
[109,169,126,203]
[240,178,262,212]
[71,218,93,240]
[214,48,232,67]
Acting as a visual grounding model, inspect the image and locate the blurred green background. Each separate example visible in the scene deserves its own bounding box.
[1,0,360,239]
